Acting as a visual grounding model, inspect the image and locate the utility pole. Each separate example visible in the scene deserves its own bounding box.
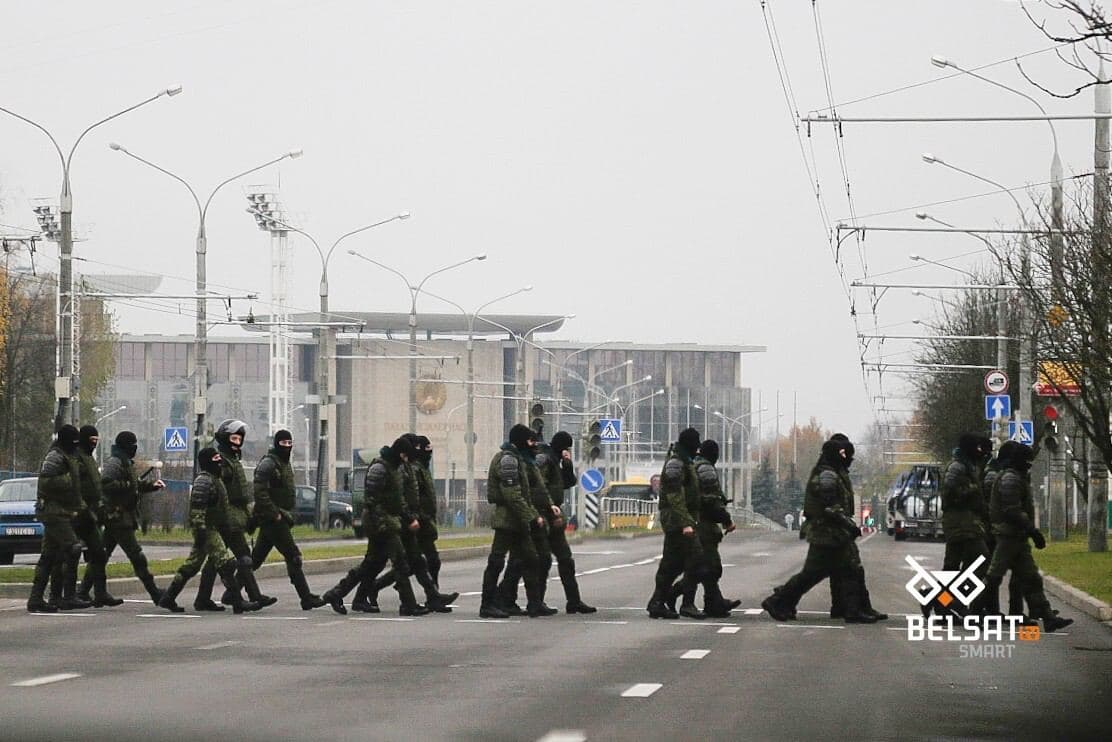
[1089,54,1110,553]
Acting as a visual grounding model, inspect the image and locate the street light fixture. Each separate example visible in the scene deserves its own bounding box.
[92,405,127,466]
[246,208,409,527]
[420,285,533,525]
[908,253,977,279]
[112,143,302,475]
[0,85,182,428]
[347,249,485,432]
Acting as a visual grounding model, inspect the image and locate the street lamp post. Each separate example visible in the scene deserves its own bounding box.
[712,407,769,510]
[0,85,182,428]
[347,251,486,431]
[111,144,302,475]
[92,405,127,466]
[250,210,410,528]
[421,286,533,525]
[472,314,574,423]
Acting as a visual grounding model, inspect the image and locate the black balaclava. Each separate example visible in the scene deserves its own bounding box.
[977,436,994,464]
[79,425,99,455]
[958,433,983,462]
[677,428,701,458]
[386,436,416,465]
[56,424,80,455]
[820,439,848,469]
[997,441,1034,471]
[700,439,720,465]
[198,447,222,476]
[829,433,854,468]
[273,429,293,462]
[115,431,139,460]
[551,431,573,454]
[509,424,534,452]
[415,435,432,466]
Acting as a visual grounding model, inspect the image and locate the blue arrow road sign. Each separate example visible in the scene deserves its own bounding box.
[1009,420,1035,445]
[598,418,622,444]
[164,426,189,452]
[579,468,605,494]
[984,394,1011,421]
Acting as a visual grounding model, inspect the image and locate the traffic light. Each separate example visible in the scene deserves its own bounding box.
[1042,404,1060,453]
[583,420,602,463]
[529,400,545,437]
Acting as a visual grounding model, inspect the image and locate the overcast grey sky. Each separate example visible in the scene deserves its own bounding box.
[0,1,1100,443]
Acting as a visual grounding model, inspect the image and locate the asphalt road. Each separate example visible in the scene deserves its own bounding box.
[1,530,1110,741]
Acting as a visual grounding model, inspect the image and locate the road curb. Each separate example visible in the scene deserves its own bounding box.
[1042,574,1112,621]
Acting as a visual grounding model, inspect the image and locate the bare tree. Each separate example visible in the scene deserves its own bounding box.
[1019,1,1112,98]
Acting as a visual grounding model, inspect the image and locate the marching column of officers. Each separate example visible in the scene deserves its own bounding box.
[23,418,1074,631]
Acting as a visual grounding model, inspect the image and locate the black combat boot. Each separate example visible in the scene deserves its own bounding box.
[841,576,878,624]
[702,583,733,618]
[480,580,510,618]
[58,556,92,611]
[664,581,684,614]
[558,559,596,613]
[396,577,429,616]
[225,563,276,608]
[761,591,794,622]
[350,580,380,613]
[679,599,707,620]
[194,563,219,609]
[159,575,187,613]
[525,573,556,617]
[288,562,326,610]
[647,586,679,619]
[47,561,63,610]
[218,562,261,614]
[92,566,124,607]
[857,568,887,621]
[1043,612,1074,633]
[27,557,58,613]
[980,575,1003,618]
[322,566,363,615]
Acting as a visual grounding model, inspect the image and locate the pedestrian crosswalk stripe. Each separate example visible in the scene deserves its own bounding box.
[537,731,587,742]
[681,649,710,660]
[717,626,741,634]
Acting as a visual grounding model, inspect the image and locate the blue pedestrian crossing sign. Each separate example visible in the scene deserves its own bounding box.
[580,468,605,494]
[1009,420,1035,445]
[984,394,1011,421]
[598,418,622,444]
[163,426,189,452]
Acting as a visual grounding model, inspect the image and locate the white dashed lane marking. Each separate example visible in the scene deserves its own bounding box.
[743,608,763,615]
[314,620,347,627]
[29,612,96,617]
[621,683,663,698]
[718,626,741,634]
[455,619,515,624]
[348,617,414,622]
[584,620,628,625]
[136,613,200,618]
[194,640,239,651]
[680,649,710,660]
[11,673,82,687]
[537,730,587,742]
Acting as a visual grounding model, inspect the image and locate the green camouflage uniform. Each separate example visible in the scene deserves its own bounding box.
[176,471,235,580]
[31,446,83,605]
[99,446,162,597]
[651,446,705,599]
[481,443,544,609]
[941,453,990,579]
[70,451,108,599]
[497,454,553,606]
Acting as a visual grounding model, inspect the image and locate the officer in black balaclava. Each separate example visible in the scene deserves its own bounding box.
[248,429,327,610]
[27,426,84,612]
[67,425,115,607]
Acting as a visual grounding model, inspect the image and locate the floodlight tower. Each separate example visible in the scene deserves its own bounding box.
[247,188,292,434]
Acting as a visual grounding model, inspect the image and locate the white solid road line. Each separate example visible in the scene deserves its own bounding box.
[137,613,200,618]
[11,673,82,687]
[743,608,764,615]
[621,683,663,698]
[194,640,239,650]
[667,621,737,627]
[584,620,629,625]
[459,591,483,597]
[456,619,515,624]
[241,616,310,621]
[717,626,741,634]
[680,649,710,660]
[537,730,587,742]
[30,612,95,617]
[777,623,845,630]
[314,620,347,627]
[348,617,414,622]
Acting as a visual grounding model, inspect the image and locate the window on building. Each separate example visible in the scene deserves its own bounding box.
[210,344,230,383]
[149,343,187,378]
[708,351,737,387]
[672,352,705,385]
[116,343,145,379]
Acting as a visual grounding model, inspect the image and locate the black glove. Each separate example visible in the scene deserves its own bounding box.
[838,512,862,539]
[1029,529,1047,550]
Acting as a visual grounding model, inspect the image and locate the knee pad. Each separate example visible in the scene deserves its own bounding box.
[237,554,253,570]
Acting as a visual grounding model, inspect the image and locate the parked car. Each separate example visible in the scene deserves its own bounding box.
[293,486,354,530]
[0,477,42,565]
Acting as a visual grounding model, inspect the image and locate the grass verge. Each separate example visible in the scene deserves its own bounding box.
[0,535,492,584]
[1037,534,1112,605]
[136,525,354,543]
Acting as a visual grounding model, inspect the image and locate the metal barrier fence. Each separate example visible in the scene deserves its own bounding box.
[728,505,786,531]
[599,497,658,531]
